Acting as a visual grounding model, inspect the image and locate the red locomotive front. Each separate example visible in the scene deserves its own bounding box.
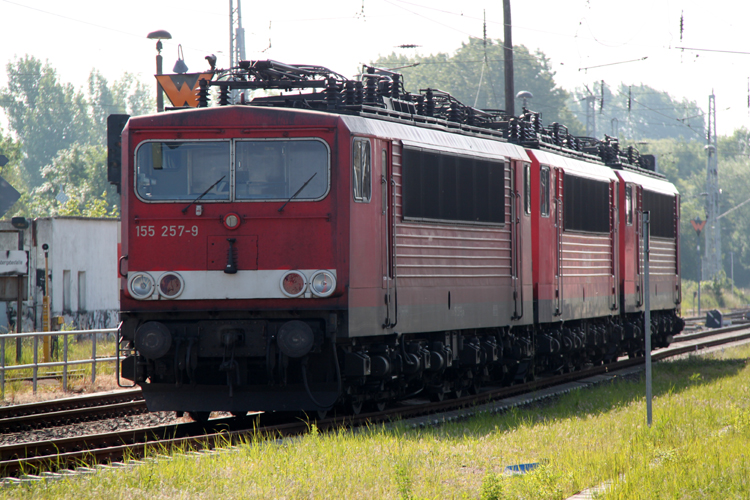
[118,106,349,414]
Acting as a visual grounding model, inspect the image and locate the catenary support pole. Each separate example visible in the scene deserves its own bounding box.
[503,0,514,115]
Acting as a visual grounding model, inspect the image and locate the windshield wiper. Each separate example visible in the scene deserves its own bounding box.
[278,172,317,213]
[182,175,226,214]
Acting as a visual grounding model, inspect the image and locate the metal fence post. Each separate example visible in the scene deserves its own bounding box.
[32,334,38,394]
[92,332,97,385]
[63,332,68,392]
[644,211,652,428]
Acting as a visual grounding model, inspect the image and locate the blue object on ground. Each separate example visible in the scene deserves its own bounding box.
[504,462,541,475]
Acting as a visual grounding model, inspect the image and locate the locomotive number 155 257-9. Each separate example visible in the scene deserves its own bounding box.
[135,225,199,237]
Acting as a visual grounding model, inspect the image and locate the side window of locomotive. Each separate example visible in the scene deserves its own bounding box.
[235,139,329,201]
[625,185,633,225]
[540,165,550,217]
[382,149,388,213]
[524,164,531,215]
[136,141,230,201]
[563,174,610,233]
[352,138,372,202]
[642,190,676,238]
[402,148,505,224]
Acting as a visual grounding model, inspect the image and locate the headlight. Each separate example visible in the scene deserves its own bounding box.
[129,273,155,299]
[280,270,307,298]
[158,272,184,299]
[310,270,336,297]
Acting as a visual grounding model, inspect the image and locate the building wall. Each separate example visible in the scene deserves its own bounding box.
[0,217,120,331]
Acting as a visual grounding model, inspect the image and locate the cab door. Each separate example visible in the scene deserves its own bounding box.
[382,141,397,328]
[635,185,644,307]
[554,167,563,316]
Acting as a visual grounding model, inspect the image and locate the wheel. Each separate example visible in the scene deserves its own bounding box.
[315,409,328,420]
[429,391,445,402]
[366,401,387,413]
[188,411,211,424]
[347,399,364,415]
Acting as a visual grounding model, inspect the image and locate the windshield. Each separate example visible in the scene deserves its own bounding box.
[134,139,329,202]
[136,141,230,201]
[235,140,328,200]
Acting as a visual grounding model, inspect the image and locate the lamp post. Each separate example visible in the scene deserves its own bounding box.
[147,30,172,112]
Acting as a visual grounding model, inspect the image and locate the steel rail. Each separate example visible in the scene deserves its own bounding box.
[0,389,142,422]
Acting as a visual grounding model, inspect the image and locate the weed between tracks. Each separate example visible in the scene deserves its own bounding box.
[4,344,750,499]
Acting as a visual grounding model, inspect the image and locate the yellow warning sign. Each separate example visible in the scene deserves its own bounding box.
[155,72,214,108]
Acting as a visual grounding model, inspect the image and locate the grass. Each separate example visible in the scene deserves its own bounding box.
[681,279,750,316]
[3,343,750,498]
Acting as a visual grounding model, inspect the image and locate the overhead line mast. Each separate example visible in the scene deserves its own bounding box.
[703,93,722,279]
[229,0,246,70]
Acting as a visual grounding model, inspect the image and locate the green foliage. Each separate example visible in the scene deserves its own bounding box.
[372,38,582,133]
[88,69,153,145]
[480,472,505,500]
[0,56,93,187]
[0,129,26,216]
[567,82,705,141]
[0,56,151,218]
[25,144,119,218]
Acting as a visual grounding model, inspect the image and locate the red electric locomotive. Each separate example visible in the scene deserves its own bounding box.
[109,61,683,418]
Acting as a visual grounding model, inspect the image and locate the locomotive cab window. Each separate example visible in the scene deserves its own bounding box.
[524,164,531,215]
[136,141,230,201]
[625,184,633,225]
[353,138,371,202]
[235,139,329,201]
[540,165,550,217]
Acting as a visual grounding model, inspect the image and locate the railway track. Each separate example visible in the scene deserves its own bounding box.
[0,389,145,433]
[682,308,750,330]
[2,323,750,480]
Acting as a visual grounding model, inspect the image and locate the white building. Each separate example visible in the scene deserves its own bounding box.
[0,217,120,331]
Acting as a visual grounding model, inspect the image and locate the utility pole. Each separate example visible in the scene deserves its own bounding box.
[503,0,514,115]
[703,93,722,279]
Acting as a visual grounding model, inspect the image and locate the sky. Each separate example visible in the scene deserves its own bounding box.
[1,0,749,137]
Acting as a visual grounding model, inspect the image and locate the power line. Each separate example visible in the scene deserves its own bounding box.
[676,46,750,56]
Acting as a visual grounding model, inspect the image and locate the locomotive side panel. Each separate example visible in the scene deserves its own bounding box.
[341,116,533,338]
[615,170,680,314]
[529,149,618,323]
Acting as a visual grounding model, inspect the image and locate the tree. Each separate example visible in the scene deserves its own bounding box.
[372,39,582,133]
[88,70,154,145]
[26,144,118,218]
[568,82,705,141]
[0,56,93,187]
[637,131,750,287]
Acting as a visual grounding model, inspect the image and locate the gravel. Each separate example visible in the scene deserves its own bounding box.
[0,410,182,446]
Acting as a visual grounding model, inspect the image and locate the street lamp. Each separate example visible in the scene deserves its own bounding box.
[147,30,172,112]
